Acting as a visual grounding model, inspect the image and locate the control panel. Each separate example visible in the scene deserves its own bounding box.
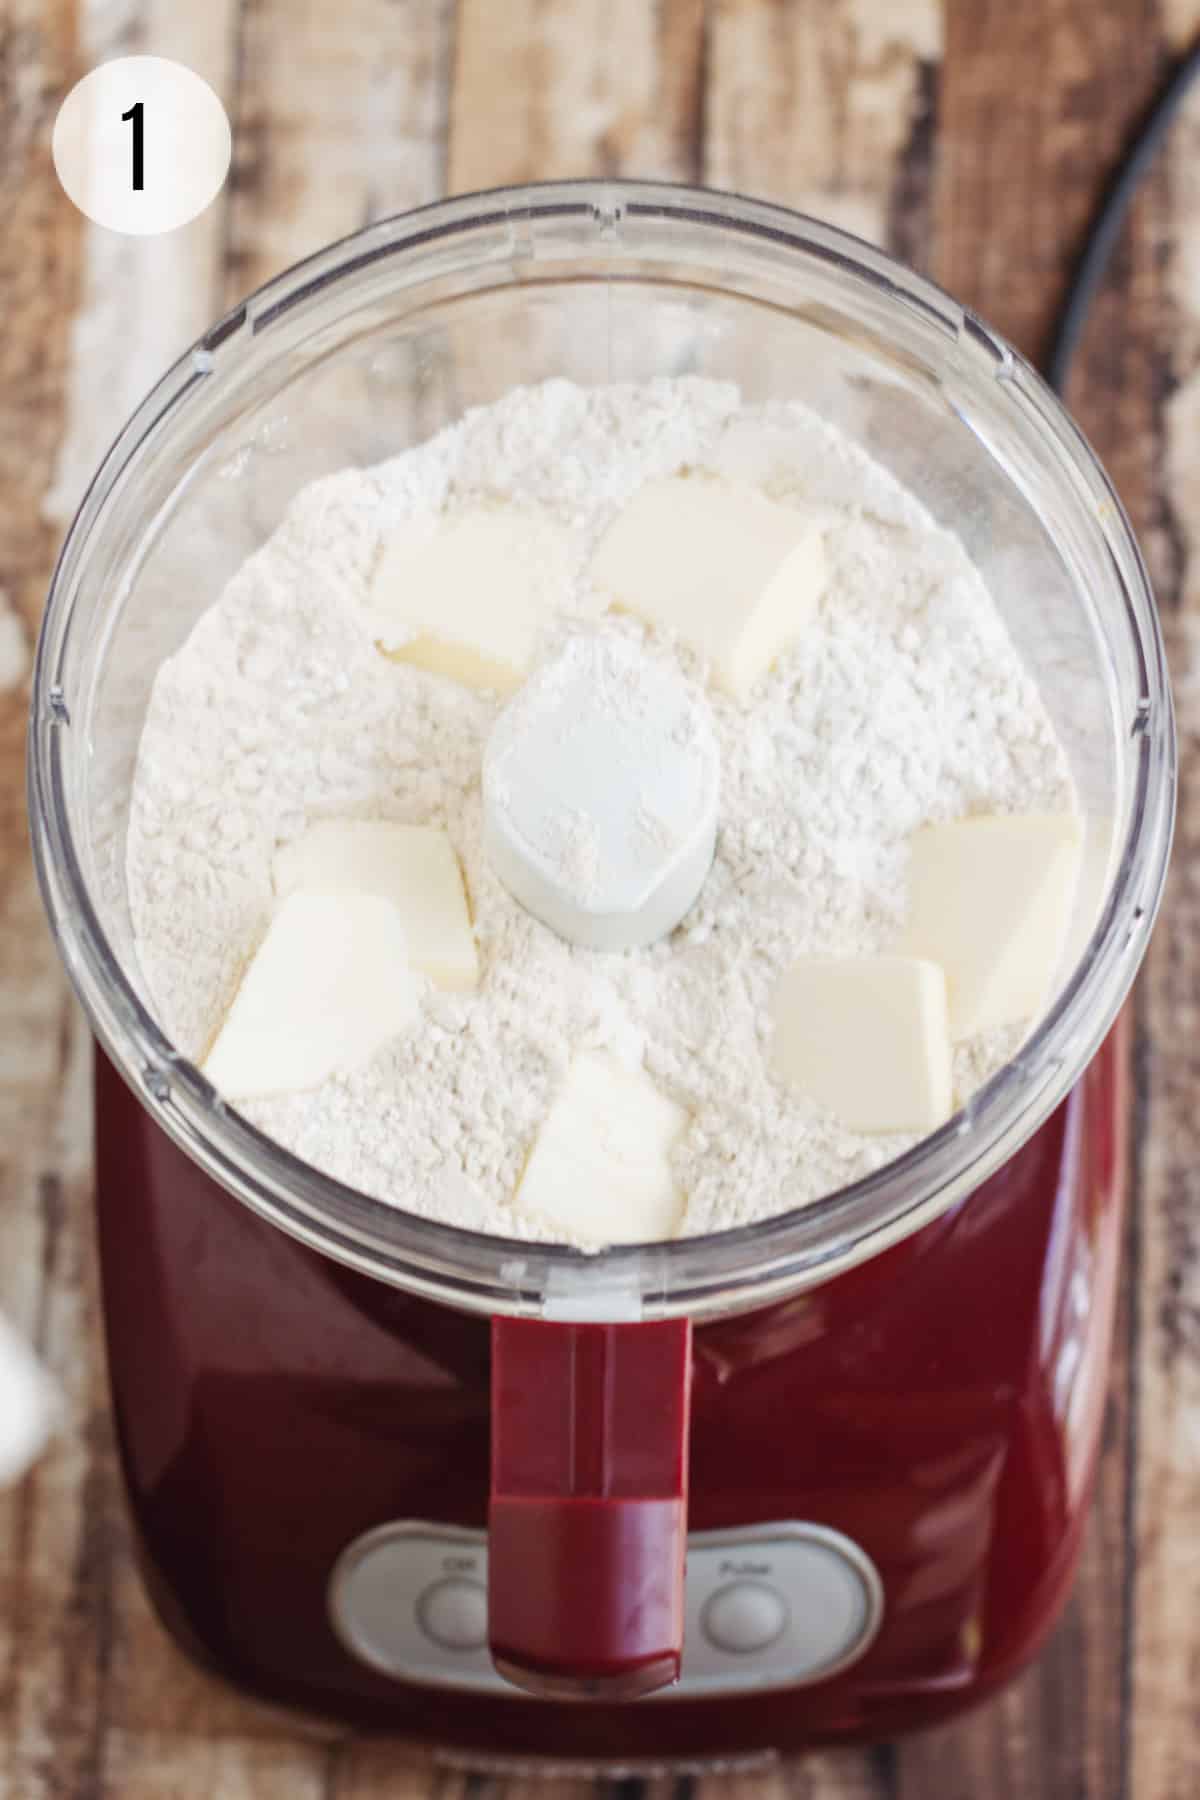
[329,1522,883,1697]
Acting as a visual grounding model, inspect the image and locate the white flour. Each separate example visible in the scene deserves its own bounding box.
[127,378,1074,1244]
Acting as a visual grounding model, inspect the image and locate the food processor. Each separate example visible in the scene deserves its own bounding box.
[29,183,1174,1764]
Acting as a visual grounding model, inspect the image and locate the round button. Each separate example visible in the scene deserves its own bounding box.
[701,1580,789,1655]
[416,1577,489,1652]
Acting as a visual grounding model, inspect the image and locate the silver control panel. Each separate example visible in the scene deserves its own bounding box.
[329,1521,883,1697]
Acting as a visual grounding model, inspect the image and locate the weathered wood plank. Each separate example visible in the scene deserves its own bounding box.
[91,1731,331,1800]
[0,1,96,1795]
[706,0,940,249]
[448,0,706,192]
[1130,6,1200,1798]
[223,0,455,301]
[320,1742,443,1798]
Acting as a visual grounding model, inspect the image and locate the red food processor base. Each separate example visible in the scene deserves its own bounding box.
[93,1024,1125,1763]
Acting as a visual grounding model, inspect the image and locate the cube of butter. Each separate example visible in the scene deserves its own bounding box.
[898,813,1084,1039]
[368,505,573,693]
[275,820,478,991]
[203,892,419,1101]
[589,476,826,701]
[771,955,953,1134]
[515,1053,687,1246]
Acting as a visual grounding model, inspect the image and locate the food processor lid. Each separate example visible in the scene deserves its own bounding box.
[28,181,1176,1320]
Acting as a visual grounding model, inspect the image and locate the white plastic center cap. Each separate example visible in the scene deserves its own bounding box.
[482,635,720,950]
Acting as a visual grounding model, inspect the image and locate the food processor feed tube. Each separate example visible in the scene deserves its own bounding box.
[490,1318,692,1696]
[30,187,1175,1749]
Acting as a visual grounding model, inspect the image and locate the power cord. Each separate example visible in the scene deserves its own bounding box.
[1044,37,1200,393]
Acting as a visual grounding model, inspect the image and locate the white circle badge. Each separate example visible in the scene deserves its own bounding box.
[53,56,232,236]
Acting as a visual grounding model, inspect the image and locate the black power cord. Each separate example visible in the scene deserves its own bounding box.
[1044,37,1200,393]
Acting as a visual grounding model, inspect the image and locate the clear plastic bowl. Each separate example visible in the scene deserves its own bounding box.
[29,182,1175,1319]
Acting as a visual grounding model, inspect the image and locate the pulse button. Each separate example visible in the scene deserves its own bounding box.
[416,1577,489,1651]
[701,1580,789,1654]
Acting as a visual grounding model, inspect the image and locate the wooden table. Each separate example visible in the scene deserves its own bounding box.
[2,2,1198,1794]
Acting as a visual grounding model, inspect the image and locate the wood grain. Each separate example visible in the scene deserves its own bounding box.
[0,5,94,1799]
[224,0,455,300]
[2,0,1200,1795]
[448,0,707,192]
[1132,6,1200,1798]
[706,0,940,249]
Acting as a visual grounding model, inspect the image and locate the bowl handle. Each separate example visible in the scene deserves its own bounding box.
[488,1315,693,1699]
